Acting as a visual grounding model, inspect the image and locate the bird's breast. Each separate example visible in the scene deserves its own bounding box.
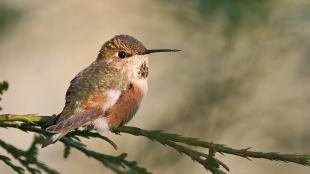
[106,82,145,128]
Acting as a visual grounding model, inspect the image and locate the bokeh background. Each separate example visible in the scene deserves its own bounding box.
[1,0,310,173]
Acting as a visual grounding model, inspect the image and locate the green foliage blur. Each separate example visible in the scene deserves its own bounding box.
[0,81,9,110]
[0,2,20,36]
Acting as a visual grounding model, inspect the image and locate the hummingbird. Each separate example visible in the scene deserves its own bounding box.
[42,35,180,147]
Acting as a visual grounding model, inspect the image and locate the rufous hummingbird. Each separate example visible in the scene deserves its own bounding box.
[42,35,180,147]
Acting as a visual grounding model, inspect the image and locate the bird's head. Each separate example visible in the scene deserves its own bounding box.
[97,35,180,69]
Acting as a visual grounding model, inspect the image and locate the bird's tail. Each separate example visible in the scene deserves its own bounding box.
[41,133,65,148]
[41,107,104,148]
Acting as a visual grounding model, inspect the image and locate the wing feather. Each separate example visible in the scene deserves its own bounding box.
[46,107,104,133]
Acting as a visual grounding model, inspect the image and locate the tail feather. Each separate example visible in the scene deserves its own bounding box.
[41,133,65,148]
[42,107,104,148]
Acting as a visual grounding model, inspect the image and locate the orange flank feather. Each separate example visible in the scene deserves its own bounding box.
[107,83,144,129]
[81,93,107,110]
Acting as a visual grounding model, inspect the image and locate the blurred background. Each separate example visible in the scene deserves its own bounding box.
[0,0,310,173]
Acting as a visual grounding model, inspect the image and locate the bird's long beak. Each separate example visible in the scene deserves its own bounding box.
[142,49,181,55]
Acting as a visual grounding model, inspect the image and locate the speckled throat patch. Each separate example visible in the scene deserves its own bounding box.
[138,62,148,79]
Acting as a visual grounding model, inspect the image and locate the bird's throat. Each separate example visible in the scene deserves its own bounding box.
[123,55,149,95]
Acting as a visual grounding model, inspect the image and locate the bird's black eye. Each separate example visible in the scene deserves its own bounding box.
[118,51,126,59]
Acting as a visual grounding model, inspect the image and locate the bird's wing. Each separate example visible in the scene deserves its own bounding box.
[46,60,110,132]
[42,104,106,147]
[46,83,143,133]
[46,88,125,133]
[56,61,106,122]
[46,107,104,133]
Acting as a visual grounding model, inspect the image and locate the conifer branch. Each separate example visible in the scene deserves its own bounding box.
[115,126,310,166]
[0,122,151,174]
[0,135,59,174]
[0,113,309,174]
